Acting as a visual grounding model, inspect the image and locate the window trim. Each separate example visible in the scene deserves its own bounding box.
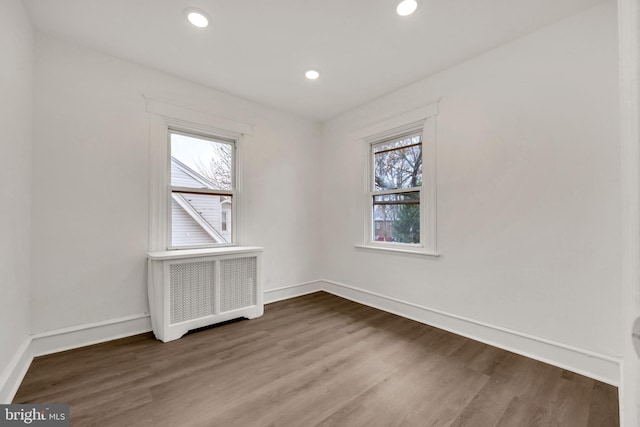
[355,101,439,257]
[146,96,253,251]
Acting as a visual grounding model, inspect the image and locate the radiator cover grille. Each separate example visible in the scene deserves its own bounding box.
[169,260,216,324]
[220,257,257,312]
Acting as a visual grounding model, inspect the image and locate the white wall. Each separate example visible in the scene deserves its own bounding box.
[19,0,624,394]
[31,35,321,333]
[619,0,640,422]
[321,1,621,358]
[0,0,33,387]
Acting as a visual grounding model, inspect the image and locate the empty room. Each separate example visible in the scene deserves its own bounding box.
[2,0,639,425]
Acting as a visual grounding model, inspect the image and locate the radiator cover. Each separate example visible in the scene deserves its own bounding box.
[147,247,263,342]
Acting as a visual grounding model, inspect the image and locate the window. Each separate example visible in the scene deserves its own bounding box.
[371,133,422,244]
[169,130,235,248]
[145,97,253,252]
[357,101,438,256]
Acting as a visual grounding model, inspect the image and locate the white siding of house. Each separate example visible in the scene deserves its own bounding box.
[185,194,221,230]
[171,198,216,247]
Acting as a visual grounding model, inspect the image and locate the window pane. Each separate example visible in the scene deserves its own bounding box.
[373,134,422,191]
[171,133,233,191]
[372,192,420,244]
[171,192,232,247]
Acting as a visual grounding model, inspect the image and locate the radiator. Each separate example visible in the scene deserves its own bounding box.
[147,247,263,342]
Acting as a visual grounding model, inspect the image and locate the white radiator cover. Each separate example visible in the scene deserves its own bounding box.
[147,247,263,342]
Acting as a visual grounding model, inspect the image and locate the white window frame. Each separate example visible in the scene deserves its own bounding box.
[168,129,236,249]
[146,97,253,251]
[355,101,439,256]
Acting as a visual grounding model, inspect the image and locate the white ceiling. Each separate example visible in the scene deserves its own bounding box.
[23,0,604,122]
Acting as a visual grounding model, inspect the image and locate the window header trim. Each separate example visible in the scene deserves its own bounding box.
[352,100,439,142]
[144,95,254,137]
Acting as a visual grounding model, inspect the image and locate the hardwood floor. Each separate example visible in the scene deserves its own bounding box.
[14,292,619,426]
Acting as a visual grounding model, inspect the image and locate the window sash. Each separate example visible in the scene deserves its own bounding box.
[369,193,423,247]
[170,186,234,197]
[371,187,421,197]
[372,198,421,244]
[170,192,234,248]
[371,133,422,193]
[168,130,237,249]
[371,131,422,151]
[169,129,236,192]
[369,133,424,247]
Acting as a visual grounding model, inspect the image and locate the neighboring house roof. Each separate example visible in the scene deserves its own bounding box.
[171,157,229,244]
[171,156,216,189]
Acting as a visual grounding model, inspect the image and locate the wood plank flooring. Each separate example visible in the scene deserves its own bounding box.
[14,292,619,426]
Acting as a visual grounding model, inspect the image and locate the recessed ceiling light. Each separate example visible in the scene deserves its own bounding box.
[305,70,320,80]
[396,0,418,16]
[185,8,209,28]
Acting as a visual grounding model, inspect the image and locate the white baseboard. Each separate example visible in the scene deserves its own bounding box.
[0,313,152,403]
[1,279,622,404]
[318,279,621,386]
[30,314,152,357]
[263,280,323,304]
[265,278,620,385]
[0,338,33,404]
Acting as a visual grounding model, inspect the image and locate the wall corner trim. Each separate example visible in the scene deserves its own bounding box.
[0,338,33,404]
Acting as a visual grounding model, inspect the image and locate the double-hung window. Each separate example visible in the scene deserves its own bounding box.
[371,133,423,245]
[169,130,236,248]
[359,102,439,256]
[145,97,253,252]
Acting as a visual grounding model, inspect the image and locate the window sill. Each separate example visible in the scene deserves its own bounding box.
[148,246,263,260]
[354,244,440,257]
